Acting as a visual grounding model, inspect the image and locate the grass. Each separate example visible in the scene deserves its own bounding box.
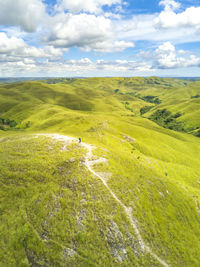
[0,135,162,266]
[0,77,200,266]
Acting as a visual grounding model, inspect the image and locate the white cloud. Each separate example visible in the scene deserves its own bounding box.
[53,58,151,74]
[159,0,181,11]
[44,13,134,52]
[0,32,25,53]
[0,57,152,77]
[0,61,37,77]
[154,42,200,68]
[178,49,187,55]
[104,12,122,19]
[45,13,111,46]
[56,0,122,14]
[0,32,64,61]
[23,46,64,58]
[155,4,200,29]
[0,0,46,32]
[96,59,152,72]
[82,40,134,53]
[1,0,200,77]
[116,10,200,45]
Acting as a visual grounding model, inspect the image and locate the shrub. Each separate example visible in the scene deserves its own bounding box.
[191,94,200,99]
[25,121,31,128]
[125,102,134,113]
[0,117,18,129]
[193,130,200,137]
[173,112,182,118]
[10,120,18,127]
[138,95,162,104]
[140,106,154,115]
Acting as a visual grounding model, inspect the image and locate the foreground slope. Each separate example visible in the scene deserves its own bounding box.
[0,134,164,266]
[0,77,200,266]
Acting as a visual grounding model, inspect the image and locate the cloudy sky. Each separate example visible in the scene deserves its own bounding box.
[0,0,200,77]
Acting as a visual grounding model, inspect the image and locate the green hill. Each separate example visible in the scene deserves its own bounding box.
[0,77,200,266]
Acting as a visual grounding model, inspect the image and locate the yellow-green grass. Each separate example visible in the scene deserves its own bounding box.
[0,77,200,266]
[0,135,163,266]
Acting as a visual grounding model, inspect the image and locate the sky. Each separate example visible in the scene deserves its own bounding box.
[0,0,200,77]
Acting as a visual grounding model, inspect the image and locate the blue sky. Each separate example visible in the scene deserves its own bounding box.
[0,0,200,77]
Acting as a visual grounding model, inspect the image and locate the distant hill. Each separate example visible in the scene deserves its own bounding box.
[0,77,45,83]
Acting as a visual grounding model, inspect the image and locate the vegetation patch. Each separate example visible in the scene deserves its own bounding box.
[139,95,162,104]
[0,118,17,130]
[149,109,184,132]
[125,92,161,105]
[124,102,134,113]
[193,129,200,137]
[140,105,154,115]
[191,94,200,99]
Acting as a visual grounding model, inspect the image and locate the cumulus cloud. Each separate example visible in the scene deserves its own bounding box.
[117,9,200,44]
[0,32,63,61]
[154,42,200,68]
[0,0,132,53]
[1,0,200,77]
[0,32,25,54]
[155,2,200,30]
[0,56,152,77]
[159,0,181,11]
[82,40,134,53]
[0,0,46,32]
[55,0,122,14]
[45,58,152,74]
[44,13,134,52]
[45,13,111,47]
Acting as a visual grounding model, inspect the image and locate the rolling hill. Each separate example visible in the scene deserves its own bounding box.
[0,77,200,266]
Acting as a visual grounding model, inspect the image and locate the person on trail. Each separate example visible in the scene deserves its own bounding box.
[78,137,81,143]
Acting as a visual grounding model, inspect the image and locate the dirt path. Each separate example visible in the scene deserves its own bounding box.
[39,134,169,267]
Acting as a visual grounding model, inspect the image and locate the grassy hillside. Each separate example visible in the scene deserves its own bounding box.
[0,77,200,266]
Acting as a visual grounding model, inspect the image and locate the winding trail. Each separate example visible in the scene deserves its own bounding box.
[38,134,169,267]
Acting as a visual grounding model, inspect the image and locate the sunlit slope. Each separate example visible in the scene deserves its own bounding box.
[0,77,200,266]
[142,81,200,130]
[96,118,200,266]
[0,77,199,129]
[1,121,200,266]
[0,135,162,266]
